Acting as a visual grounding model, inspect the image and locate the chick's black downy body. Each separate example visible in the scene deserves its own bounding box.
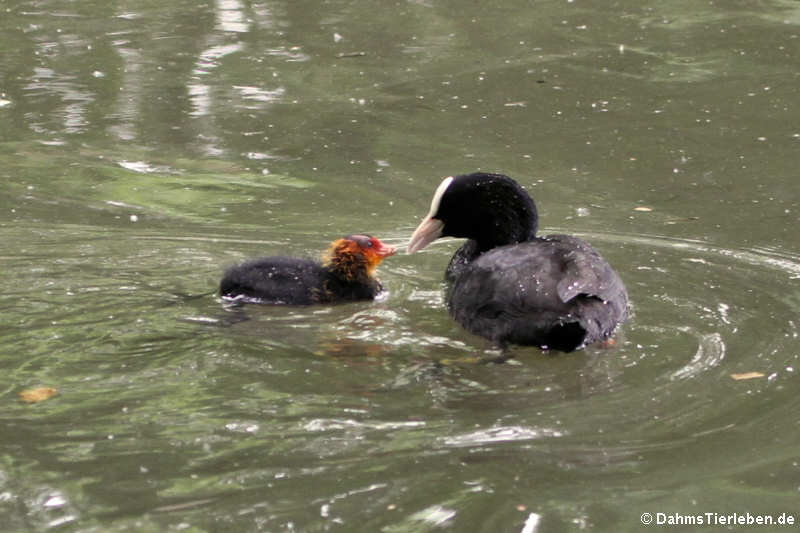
[220,234,395,305]
[220,256,380,304]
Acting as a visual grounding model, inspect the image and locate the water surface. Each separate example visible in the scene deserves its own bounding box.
[2,1,799,531]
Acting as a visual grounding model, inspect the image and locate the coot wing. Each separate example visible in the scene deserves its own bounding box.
[447,237,628,349]
[544,234,626,305]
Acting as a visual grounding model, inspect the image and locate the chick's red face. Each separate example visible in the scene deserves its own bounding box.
[344,234,395,258]
[341,234,396,274]
[365,236,397,258]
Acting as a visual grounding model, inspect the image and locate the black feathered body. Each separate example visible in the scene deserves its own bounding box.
[446,234,628,351]
[220,256,382,305]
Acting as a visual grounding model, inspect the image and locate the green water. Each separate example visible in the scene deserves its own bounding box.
[2,1,800,531]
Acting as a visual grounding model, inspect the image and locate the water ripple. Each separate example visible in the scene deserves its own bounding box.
[442,425,565,447]
[670,332,726,380]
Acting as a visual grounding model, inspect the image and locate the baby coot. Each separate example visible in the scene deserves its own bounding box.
[221,234,396,305]
[407,172,628,352]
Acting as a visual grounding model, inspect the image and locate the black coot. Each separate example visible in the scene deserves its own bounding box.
[221,234,396,305]
[407,172,628,351]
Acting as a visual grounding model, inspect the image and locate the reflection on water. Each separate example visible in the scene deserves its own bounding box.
[2,0,800,531]
[442,425,565,447]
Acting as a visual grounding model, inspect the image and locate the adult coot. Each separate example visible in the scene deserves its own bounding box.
[407,172,628,351]
[221,234,396,305]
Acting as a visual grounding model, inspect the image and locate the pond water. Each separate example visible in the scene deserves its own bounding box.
[2,0,800,531]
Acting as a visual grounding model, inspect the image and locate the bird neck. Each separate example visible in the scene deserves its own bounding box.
[445,240,480,283]
[471,214,538,253]
[322,244,371,283]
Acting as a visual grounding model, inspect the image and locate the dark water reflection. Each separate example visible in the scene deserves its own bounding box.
[2,0,800,531]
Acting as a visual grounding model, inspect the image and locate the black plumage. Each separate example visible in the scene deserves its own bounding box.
[220,234,395,305]
[408,172,628,351]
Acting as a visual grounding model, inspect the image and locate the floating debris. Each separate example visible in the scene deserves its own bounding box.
[634,206,653,212]
[336,51,367,58]
[19,387,59,403]
[730,372,765,380]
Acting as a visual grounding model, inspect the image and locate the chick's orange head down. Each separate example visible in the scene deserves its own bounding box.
[325,234,396,277]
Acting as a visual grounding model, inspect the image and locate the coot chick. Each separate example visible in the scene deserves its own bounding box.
[221,234,396,305]
[407,172,628,352]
